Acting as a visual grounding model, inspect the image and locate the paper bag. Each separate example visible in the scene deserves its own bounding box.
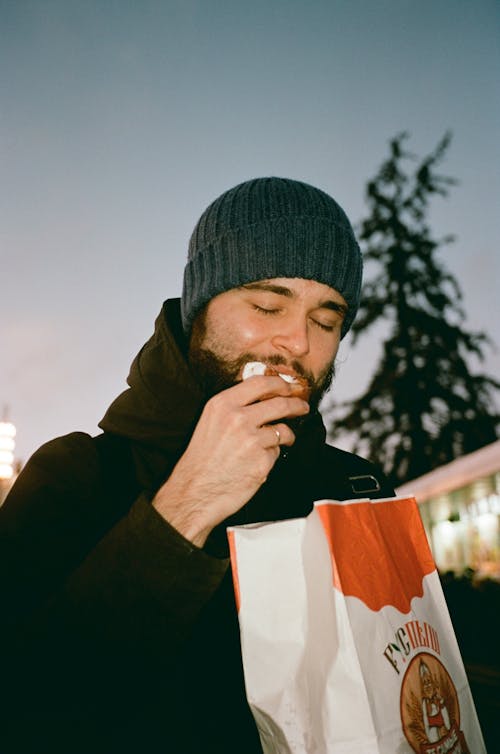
[228,497,485,754]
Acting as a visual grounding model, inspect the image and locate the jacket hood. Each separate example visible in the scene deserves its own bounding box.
[99,299,203,452]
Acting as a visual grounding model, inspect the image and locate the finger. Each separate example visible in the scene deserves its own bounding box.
[249,394,309,427]
[264,422,295,448]
[262,426,282,449]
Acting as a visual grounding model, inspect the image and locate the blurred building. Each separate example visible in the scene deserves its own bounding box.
[0,419,19,505]
[398,440,500,580]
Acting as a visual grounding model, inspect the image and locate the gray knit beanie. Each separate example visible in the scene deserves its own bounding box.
[181,177,362,339]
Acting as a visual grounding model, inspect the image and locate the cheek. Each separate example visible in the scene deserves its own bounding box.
[219,312,269,350]
[204,310,268,356]
[236,320,267,347]
[312,331,340,367]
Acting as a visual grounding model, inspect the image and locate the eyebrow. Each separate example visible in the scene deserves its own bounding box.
[241,281,349,316]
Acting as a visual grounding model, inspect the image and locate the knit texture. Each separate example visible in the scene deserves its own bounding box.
[181,177,362,338]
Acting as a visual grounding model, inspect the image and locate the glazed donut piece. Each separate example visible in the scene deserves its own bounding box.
[242,361,310,401]
[241,362,269,379]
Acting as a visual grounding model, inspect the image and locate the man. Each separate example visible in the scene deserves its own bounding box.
[419,659,452,743]
[1,177,394,753]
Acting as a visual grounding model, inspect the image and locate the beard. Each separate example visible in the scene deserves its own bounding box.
[188,311,336,425]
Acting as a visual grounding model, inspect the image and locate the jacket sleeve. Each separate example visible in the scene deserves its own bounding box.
[46,493,230,651]
[0,432,229,674]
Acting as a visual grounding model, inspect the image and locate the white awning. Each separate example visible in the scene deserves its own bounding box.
[396,440,500,503]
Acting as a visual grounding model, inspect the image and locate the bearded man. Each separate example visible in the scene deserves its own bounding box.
[1,177,394,753]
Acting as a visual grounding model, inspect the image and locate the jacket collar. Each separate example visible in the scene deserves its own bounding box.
[99,299,203,452]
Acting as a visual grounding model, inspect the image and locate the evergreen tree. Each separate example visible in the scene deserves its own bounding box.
[328,133,499,486]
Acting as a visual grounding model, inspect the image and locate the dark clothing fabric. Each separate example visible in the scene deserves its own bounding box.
[0,299,394,754]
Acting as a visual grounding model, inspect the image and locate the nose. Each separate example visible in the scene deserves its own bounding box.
[270,316,310,358]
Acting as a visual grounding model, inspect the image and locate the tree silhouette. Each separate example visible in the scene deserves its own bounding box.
[327,132,499,486]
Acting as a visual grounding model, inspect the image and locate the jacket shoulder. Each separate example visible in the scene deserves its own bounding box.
[3,432,98,501]
[3,431,135,527]
[24,431,100,483]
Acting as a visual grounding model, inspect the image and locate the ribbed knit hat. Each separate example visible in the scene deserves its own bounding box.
[181,177,362,339]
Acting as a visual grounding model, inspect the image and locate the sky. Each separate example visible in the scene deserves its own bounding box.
[1,0,499,465]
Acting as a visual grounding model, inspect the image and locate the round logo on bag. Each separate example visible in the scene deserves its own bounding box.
[400,652,470,753]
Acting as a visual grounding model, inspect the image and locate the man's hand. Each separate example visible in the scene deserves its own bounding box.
[152,376,310,547]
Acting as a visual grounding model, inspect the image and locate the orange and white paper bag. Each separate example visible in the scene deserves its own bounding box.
[228,497,485,754]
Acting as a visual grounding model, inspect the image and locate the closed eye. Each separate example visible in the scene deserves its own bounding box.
[252,302,340,334]
[312,319,335,332]
[252,304,280,315]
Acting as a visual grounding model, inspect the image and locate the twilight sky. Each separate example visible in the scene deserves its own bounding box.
[1,0,499,464]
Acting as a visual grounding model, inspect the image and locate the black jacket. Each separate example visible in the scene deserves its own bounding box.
[0,300,394,754]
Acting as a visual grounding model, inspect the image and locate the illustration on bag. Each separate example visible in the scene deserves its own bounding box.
[400,653,470,754]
